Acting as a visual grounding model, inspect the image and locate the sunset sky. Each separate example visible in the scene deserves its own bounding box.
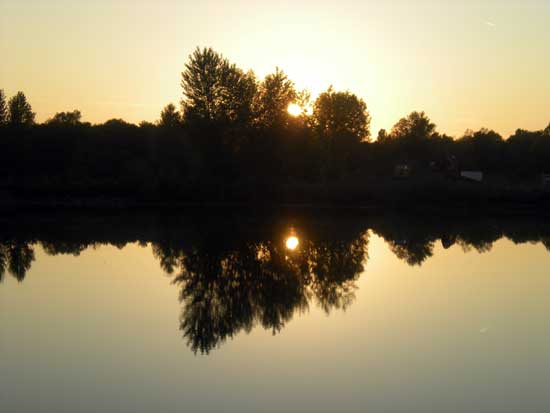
[1,0,549,137]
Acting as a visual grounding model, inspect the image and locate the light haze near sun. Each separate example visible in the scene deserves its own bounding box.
[1,0,549,137]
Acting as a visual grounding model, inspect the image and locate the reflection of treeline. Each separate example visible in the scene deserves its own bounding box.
[370,214,550,266]
[2,211,550,353]
[0,211,371,353]
[2,210,550,281]
[2,48,550,204]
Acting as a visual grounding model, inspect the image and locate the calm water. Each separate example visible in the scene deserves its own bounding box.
[1,211,549,413]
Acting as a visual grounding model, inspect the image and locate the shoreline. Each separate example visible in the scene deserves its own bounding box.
[2,195,549,217]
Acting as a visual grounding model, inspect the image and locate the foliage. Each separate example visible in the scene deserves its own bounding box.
[389,111,436,140]
[0,89,7,125]
[3,48,550,204]
[253,68,296,129]
[181,47,256,125]
[159,103,181,128]
[45,110,83,126]
[8,91,35,126]
[312,86,371,143]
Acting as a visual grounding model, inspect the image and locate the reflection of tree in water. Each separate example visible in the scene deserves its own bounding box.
[0,242,36,282]
[371,217,514,265]
[153,226,369,354]
[454,223,502,253]
[370,218,437,266]
[388,238,435,266]
[41,241,90,256]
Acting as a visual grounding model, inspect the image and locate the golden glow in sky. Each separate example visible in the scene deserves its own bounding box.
[1,0,549,137]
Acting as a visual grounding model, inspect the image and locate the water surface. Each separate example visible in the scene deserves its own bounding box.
[1,211,549,413]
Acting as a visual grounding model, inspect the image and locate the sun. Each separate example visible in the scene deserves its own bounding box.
[285,236,299,251]
[287,103,302,117]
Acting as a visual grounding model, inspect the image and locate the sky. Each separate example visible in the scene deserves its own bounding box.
[1,0,549,137]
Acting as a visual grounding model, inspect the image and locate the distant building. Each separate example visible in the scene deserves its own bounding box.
[460,171,483,182]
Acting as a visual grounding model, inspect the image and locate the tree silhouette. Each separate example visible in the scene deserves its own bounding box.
[159,103,181,128]
[45,110,82,126]
[312,86,371,143]
[8,91,35,126]
[377,128,388,143]
[0,89,7,125]
[1,49,550,205]
[390,111,436,141]
[181,47,256,125]
[457,128,503,170]
[383,111,444,162]
[254,68,296,128]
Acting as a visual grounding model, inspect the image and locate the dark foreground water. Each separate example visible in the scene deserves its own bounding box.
[1,211,549,413]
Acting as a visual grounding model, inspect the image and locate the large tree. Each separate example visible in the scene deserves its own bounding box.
[0,89,7,125]
[312,87,371,143]
[8,91,35,126]
[181,47,256,125]
[254,68,296,129]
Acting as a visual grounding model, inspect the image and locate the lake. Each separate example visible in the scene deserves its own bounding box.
[1,210,549,413]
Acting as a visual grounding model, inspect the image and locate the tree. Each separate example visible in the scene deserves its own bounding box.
[389,111,436,140]
[377,129,388,143]
[461,128,503,144]
[159,103,181,128]
[45,110,82,126]
[139,121,155,128]
[181,47,257,125]
[312,86,371,143]
[0,89,7,125]
[457,128,504,170]
[254,68,297,128]
[544,123,550,136]
[8,91,35,126]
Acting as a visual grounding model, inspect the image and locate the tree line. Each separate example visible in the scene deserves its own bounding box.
[2,47,550,203]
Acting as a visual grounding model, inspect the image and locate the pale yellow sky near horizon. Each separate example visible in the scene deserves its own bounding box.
[1,0,549,137]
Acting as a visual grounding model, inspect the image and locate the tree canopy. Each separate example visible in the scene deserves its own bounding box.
[159,103,181,128]
[8,91,35,126]
[181,47,256,125]
[254,68,297,129]
[312,87,371,143]
[389,111,437,140]
[45,110,82,126]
